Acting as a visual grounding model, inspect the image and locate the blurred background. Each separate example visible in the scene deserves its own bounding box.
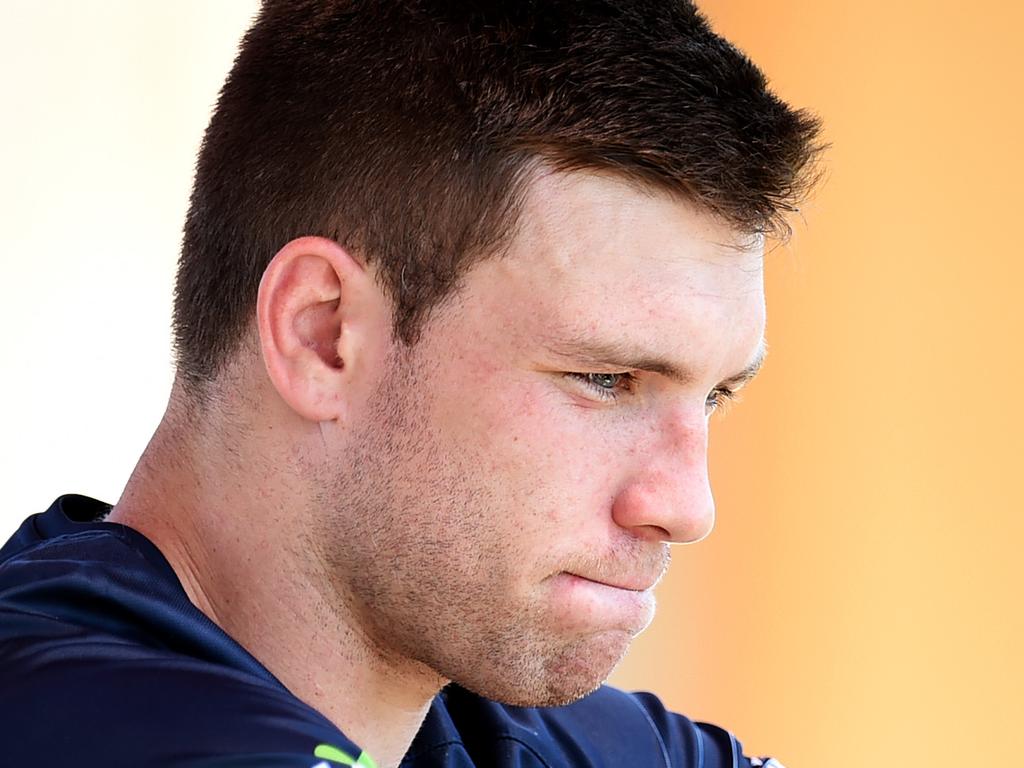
[1,2,1020,766]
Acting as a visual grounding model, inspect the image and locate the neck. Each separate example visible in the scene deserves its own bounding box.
[108,383,444,768]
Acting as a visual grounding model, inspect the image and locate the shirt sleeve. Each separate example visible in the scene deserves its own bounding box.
[628,690,785,768]
[0,609,370,768]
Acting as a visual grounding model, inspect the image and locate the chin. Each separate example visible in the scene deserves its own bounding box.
[540,630,632,706]
[463,629,632,709]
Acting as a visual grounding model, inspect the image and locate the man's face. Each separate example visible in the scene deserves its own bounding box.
[314,171,766,706]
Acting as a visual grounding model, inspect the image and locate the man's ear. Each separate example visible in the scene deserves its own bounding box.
[256,236,386,423]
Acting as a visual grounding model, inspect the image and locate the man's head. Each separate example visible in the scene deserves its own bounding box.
[174,0,821,392]
[170,1,821,707]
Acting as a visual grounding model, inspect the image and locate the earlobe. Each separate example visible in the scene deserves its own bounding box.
[256,236,377,423]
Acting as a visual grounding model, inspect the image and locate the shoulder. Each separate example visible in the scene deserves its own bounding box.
[537,686,767,768]
[0,508,367,767]
[430,684,779,768]
[0,605,366,767]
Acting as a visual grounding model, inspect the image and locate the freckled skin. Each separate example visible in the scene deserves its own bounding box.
[310,171,766,707]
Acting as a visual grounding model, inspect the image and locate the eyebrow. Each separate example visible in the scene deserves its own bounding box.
[545,337,767,390]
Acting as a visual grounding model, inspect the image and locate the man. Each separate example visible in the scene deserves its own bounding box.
[0,1,821,766]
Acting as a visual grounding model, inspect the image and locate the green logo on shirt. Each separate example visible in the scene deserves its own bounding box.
[313,742,379,768]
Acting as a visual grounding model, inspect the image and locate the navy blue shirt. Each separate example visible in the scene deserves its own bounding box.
[0,495,777,767]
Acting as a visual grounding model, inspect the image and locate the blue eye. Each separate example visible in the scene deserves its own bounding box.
[705,387,737,414]
[566,372,637,401]
[587,373,622,390]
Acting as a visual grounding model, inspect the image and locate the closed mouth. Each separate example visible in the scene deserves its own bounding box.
[567,572,655,592]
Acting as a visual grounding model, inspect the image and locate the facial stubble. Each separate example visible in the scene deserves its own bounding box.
[307,346,636,708]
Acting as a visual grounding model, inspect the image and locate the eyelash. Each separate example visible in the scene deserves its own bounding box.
[706,387,738,413]
[565,372,639,401]
[565,372,737,412]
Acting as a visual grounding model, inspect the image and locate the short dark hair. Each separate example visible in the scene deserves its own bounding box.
[174,0,824,391]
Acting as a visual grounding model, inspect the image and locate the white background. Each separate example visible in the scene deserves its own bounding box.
[0,2,260,530]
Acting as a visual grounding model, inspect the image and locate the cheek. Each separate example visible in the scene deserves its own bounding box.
[477,381,647,519]
[483,382,584,472]
[425,351,649,520]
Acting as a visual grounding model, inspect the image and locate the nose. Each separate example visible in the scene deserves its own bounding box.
[610,416,716,544]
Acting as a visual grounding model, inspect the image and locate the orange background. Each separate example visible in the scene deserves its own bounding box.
[611,2,1024,766]
[1,4,1020,766]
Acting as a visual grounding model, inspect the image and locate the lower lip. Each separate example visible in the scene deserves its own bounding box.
[548,573,656,634]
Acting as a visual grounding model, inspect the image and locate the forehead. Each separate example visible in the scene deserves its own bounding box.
[505,170,763,296]
[470,171,766,355]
